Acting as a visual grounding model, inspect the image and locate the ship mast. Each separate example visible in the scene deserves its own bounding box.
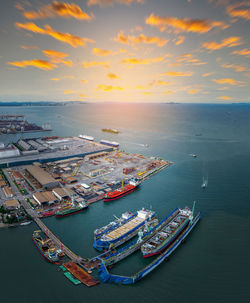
[189,201,196,223]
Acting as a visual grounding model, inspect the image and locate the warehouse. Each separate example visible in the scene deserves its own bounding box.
[3,199,20,210]
[52,187,73,201]
[33,191,58,205]
[26,165,59,189]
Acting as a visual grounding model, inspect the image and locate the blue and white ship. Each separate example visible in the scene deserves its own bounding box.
[94,209,157,251]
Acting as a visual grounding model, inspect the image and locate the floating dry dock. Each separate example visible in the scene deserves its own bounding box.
[97,212,201,284]
[63,262,99,287]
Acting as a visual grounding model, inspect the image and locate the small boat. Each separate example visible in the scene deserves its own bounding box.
[201,177,208,188]
[190,154,197,158]
[20,221,32,226]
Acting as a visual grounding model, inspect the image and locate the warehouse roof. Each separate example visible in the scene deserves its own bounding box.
[4,199,20,209]
[26,165,57,186]
[33,191,57,204]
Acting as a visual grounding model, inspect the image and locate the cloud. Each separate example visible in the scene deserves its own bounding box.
[64,90,76,94]
[202,72,213,77]
[97,84,123,91]
[157,80,170,85]
[51,75,75,81]
[22,1,94,21]
[92,48,113,56]
[202,36,242,50]
[221,63,247,72]
[226,1,250,20]
[8,59,56,70]
[165,90,172,94]
[107,73,119,79]
[15,22,95,47]
[217,95,232,100]
[212,78,239,85]
[143,92,152,95]
[81,79,88,83]
[145,13,228,33]
[175,36,185,45]
[188,89,200,94]
[87,0,144,7]
[161,71,193,77]
[232,48,250,57]
[21,45,39,49]
[114,31,168,47]
[121,55,166,65]
[136,85,146,89]
[43,49,72,66]
[82,61,110,68]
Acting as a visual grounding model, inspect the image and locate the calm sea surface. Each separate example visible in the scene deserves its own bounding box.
[0,103,250,303]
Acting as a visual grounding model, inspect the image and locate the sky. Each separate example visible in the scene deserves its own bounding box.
[0,0,249,103]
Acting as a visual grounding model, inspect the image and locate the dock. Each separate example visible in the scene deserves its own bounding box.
[63,262,99,287]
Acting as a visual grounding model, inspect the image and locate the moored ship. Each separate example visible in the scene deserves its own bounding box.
[79,134,94,141]
[55,202,88,217]
[32,230,60,263]
[104,178,140,202]
[94,208,157,251]
[141,203,196,258]
[102,128,119,134]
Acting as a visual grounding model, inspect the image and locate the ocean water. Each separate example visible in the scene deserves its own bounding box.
[0,103,250,303]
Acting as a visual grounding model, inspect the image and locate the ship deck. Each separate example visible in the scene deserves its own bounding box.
[103,216,144,241]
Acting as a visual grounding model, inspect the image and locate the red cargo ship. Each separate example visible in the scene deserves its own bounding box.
[104,179,140,202]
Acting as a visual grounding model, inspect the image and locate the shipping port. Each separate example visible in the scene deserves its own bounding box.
[0,114,51,135]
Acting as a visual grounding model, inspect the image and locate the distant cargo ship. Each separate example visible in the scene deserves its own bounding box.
[94,208,157,251]
[79,134,94,141]
[100,139,119,148]
[102,128,119,134]
[55,202,88,217]
[32,230,60,263]
[141,204,195,258]
[104,178,140,202]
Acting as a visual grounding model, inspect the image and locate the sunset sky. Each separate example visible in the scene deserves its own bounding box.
[0,0,249,103]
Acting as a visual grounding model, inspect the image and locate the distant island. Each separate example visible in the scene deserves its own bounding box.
[0,101,86,106]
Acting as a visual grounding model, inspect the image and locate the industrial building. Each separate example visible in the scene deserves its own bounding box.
[26,165,59,189]
[84,151,110,161]
[3,199,20,210]
[0,144,20,159]
[52,187,73,201]
[3,186,13,198]
[33,191,58,205]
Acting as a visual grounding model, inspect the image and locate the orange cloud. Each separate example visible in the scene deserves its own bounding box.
[175,36,185,45]
[165,90,172,94]
[136,85,146,89]
[8,59,56,70]
[212,78,239,85]
[81,80,88,83]
[21,45,39,50]
[221,63,247,72]
[64,90,76,94]
[202,72,213,77]
[97,84,123,91]
[145,13,228,33]
[232,48,250,57]
[114,31,168,47]
[202,36,242,50]
[143,92,152,95]
[121,55,165,65]
[92,48,113,56]
[15,22,95,47]
[42,49,72,66]
[226,1,250,20]
[161,71,193,77]
[51,78,60,81]
[23,1,93,21]
[188,89,200,94]
[217,96,232,100]
[107,73,119,79]
[82,61,110,68]
[157,80,170,85]
[50,75,75,81]
[88,0,144,6]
